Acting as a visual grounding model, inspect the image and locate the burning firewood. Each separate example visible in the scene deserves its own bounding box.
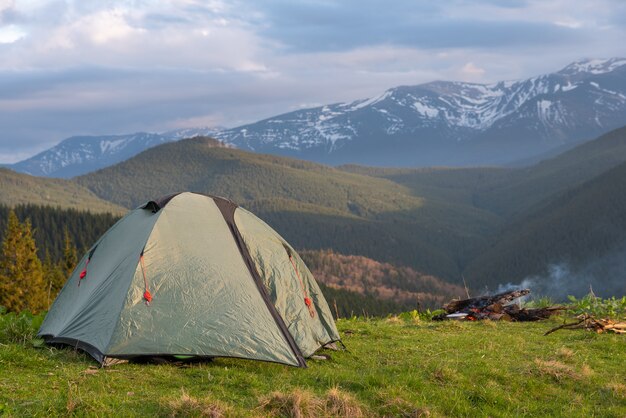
[434,289,566,322]
[544,314,626,335]
[443,289,530,313]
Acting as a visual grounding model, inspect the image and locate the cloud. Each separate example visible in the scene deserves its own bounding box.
[0,0,626,162]
[254,0,588,52]
[459,62,486,79]
[553,20,583,29]
[0,23,25,43]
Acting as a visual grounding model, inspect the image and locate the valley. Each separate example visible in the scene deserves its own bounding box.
[4,123,626,303]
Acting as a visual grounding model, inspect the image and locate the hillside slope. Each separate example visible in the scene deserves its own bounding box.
[464,160,626,297]
[342,125,626,219]
[300,250,465,309]
[341,127,626,296]
[0,168,124,214]
[76,137,499,282]
[340,165,508,207]
[473,125,626,216]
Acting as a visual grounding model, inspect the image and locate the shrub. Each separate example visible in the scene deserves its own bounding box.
[0,307,46,344]
[567,294,626,318]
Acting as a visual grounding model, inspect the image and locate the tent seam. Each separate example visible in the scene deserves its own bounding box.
[212,196,307,368]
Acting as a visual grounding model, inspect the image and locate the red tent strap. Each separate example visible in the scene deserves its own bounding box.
[289,255,315,318]
[78,259,89,287]
[139,253,151,305]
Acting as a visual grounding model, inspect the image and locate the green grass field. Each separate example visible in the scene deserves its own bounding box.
[1,316,625,417]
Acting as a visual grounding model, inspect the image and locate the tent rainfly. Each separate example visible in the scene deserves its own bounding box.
[39,192,341,367]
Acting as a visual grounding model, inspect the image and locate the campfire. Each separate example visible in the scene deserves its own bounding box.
[434,289,566,321]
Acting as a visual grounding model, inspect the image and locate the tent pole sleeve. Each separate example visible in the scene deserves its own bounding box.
[213,197,307,368]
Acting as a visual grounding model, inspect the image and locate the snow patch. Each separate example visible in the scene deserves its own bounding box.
[412,101,440,118]
[565,58,626,74]
[348,90,392,111]
[100,139,126,154]
[562,82,578,92]
[538,99,552,113]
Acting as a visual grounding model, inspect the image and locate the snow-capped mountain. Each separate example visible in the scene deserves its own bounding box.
[11,58,626,174]
[215,58,626,166]
[10,128,220,178]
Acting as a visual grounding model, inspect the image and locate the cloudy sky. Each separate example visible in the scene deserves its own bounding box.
[1,0,625,163]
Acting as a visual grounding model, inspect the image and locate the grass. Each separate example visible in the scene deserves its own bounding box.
[1,317,625,417]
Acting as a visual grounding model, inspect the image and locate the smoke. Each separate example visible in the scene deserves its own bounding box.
[495,245,626,301]
[496,264,580,300]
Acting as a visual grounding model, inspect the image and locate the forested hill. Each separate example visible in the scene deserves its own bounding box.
[335,126,626,295]
[0,204,119,262]
[472,125,626,217]
[300,250,465,309]
[0,168,124,214]
[71,126,626,296]
[340,125,626,219]
[464,159,626,296]
[76,137,498,283]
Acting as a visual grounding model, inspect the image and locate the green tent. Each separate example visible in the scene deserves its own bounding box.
[39,192,340,367]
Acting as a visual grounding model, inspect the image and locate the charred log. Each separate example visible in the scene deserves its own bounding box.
[435,289,564,322]
[443,289,530,313]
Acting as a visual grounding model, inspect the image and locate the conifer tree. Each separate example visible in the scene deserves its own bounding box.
[61,227,78,277]
[0,210,47,313]
[43,250,66,308]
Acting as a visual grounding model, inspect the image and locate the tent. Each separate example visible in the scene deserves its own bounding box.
[39,192,340,367]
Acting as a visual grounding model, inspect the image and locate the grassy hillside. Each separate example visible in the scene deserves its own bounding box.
[76,137,498,282]
[2,316,625,417]
[0,168,124,214]
[464,160,626,294]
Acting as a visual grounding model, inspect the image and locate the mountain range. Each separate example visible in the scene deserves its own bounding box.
[8,128,219,178]
[7,58,626,177]
[215,58,626,166]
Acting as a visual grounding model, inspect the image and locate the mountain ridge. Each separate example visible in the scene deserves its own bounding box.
[9,58,626,175]
[215,57,626,166]
[9,128,221,178]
